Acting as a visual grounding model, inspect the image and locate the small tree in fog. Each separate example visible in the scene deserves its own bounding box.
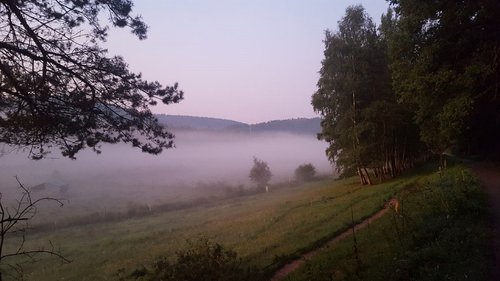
[295,163,316,182]
[249,157,272,189]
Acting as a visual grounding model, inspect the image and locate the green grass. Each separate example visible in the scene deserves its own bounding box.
[2,164,467,281]
[285,166,491,281]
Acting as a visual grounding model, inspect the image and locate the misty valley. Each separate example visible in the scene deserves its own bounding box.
[0,128,332,224]
[1,0,499,280]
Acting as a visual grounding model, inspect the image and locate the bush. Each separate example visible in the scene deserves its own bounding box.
[294,163,316,182]
[119,238,263,281]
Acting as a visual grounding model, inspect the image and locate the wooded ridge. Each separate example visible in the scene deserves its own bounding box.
[156,114,322,135]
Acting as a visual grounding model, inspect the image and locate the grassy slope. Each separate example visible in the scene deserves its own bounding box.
[3,169,425,281]
[286,166,491,281]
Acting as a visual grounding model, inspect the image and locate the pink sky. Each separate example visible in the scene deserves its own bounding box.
[105,0,390,123]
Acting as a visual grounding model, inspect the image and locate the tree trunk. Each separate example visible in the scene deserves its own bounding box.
[377,167,383,183]
[358,167,368,185]
[363,167,373,185]
[393,135,398,176]
[438,153,447,171]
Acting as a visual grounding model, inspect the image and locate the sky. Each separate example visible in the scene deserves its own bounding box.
[105,0,390,124]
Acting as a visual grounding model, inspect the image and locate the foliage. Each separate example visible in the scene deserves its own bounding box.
[118,238,263,281]
[312,5,377,174]
[0,0,183,159]
[388,0,500,159]
[249,157,272,188]
[294,163,316,182]
[312,5,424,183]
[315,0,500,177]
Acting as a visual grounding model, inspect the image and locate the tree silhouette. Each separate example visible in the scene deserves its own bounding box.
[0,0,183,159]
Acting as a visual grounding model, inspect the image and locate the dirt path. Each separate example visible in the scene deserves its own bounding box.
[471,163,500,281]
[270,198,399,281]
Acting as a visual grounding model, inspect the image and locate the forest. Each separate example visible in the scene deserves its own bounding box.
[312,1,500,184]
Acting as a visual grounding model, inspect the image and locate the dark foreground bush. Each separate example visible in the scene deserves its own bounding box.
[118,238,264,281]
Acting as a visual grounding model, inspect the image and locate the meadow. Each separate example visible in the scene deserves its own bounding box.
[2,164,490,281]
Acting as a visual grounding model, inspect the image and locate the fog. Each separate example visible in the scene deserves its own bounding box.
[0,131,333,220]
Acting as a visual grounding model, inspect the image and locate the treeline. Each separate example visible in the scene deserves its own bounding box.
[229,118,321,135]
[156,114,321,135]
[312,1,500,184]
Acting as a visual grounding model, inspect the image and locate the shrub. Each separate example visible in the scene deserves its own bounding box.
[119,238,263,281]
[294,163,316,182]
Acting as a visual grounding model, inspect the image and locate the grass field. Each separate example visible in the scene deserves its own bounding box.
[2,164,488,281]
[285,166,491,281]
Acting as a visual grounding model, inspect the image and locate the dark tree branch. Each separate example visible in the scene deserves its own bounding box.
[4,0,49,82]
[0,178,69,280]
[0,0,183,159]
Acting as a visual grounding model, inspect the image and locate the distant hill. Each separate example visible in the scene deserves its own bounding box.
[156,115,321,135]
[156,115,246,130]
[229,118,321,135]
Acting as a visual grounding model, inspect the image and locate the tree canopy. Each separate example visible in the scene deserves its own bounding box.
[0,0,183,159]
[312,5,377,177]
[388,0,500,159]
[312,5,423,184]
